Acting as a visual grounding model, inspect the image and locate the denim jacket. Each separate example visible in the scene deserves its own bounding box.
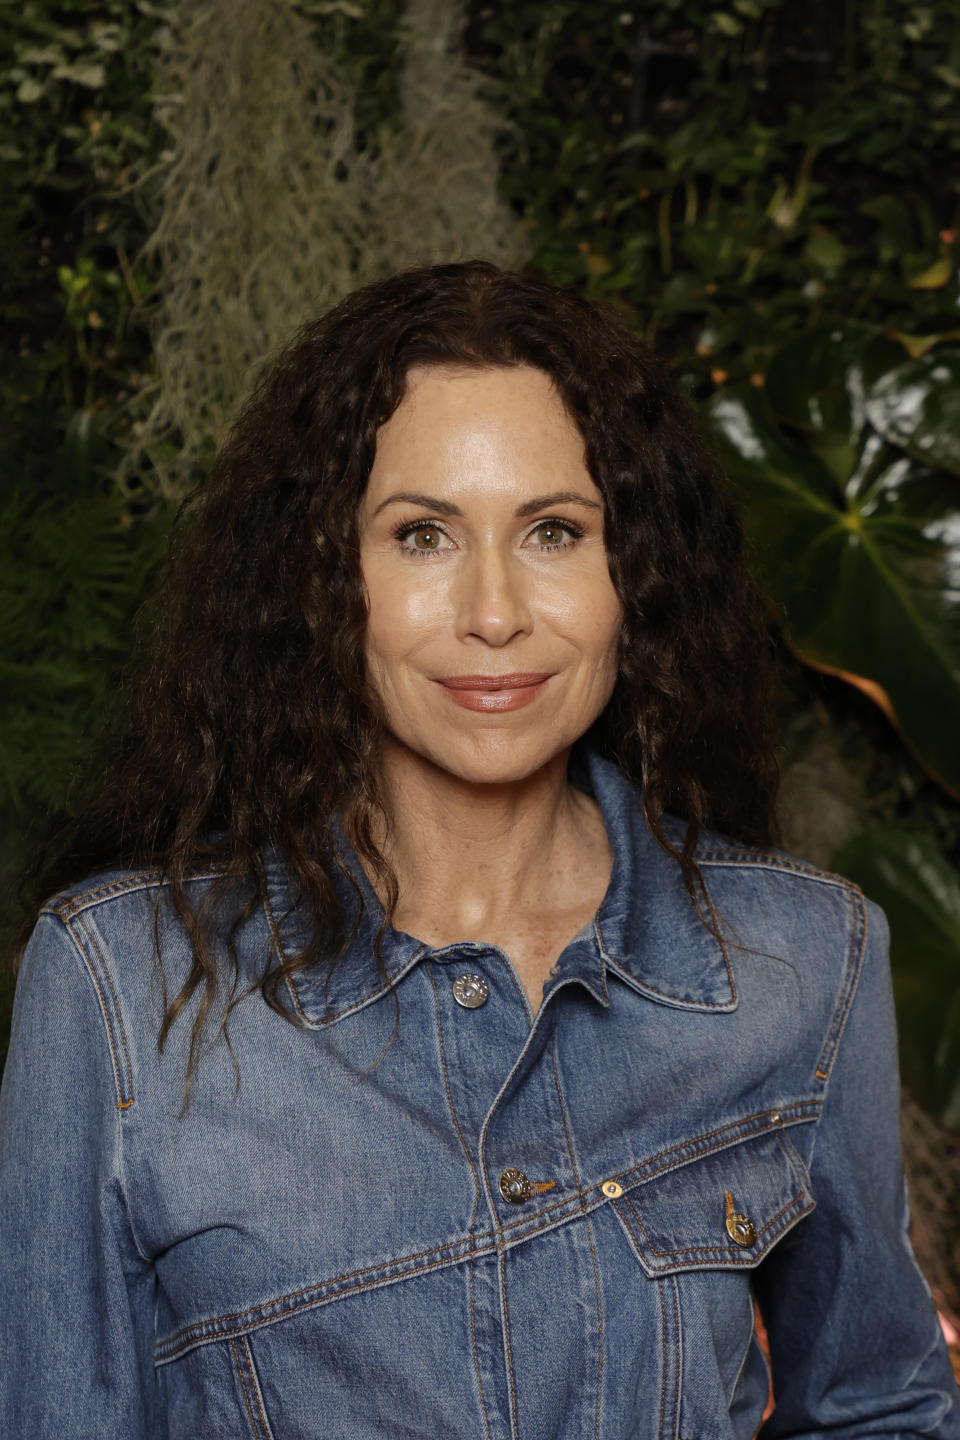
[2,745,958,1440]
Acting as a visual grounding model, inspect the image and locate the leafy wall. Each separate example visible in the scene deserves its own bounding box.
[3,4,960,1313]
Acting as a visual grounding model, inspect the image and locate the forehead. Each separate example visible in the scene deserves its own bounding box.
[364,364,595,502]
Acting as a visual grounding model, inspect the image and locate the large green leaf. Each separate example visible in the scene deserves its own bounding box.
[764,323,902,483]
[706,326,960,794]
[832,827,960,1131]
[865,352,960,475]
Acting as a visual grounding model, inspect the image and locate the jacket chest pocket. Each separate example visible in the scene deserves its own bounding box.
[610,1127,814,1277]
[608,1126,815,1440]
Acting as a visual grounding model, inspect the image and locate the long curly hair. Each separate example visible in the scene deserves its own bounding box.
[21,260,780,1094]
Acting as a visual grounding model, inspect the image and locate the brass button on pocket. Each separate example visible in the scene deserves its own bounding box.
[724,1190,756,1248]
[452,973,489,1009]
[601,1180,623,1199]
[499,1168,530,1204]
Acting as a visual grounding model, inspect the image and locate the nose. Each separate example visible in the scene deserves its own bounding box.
[453,544,533,647]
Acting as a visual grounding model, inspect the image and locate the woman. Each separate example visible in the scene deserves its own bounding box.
[1,261,957,1438]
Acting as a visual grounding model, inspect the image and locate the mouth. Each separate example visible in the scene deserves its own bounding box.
[433,672,554,713]
[435,672,554,691]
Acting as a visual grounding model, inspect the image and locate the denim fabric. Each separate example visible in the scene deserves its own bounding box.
[2,745,958,1439]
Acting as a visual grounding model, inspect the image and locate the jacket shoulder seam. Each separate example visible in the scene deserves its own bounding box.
[57,910,136,1110]
[813,881,868,1083]
[695,847,857,890]
[45,865,230,919]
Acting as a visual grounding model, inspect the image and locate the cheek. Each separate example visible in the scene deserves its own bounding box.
[542,571,623,658]
[363,566,450,662]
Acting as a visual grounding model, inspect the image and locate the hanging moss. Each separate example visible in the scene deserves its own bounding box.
[125,0,526,498]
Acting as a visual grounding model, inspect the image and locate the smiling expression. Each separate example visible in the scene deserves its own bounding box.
[357,364,624,784]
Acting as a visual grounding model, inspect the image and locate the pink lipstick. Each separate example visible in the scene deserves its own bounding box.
[434,672,553,712]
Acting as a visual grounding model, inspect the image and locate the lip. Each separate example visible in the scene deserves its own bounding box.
[434,672,554,713]
[435,672,554,691]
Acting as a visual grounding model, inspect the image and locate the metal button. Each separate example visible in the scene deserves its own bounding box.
[768,1109,783,1126]
[452,973,489,1009]
[724,1190,756,1248]
[601,1180,623,1199]
[499,1168,530,1204]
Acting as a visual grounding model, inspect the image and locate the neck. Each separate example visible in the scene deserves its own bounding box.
[356,737,599,938]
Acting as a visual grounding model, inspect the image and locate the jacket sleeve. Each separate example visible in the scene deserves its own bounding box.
[0,912,156,1437]
[755,898,960,1438]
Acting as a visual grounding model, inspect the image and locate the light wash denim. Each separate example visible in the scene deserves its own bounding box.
[2,745,958,1439]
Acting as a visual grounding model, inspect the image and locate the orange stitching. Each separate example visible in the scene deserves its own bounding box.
[669,1276,680,1440]
[241,1335,271,1439]
[468,1253,494,1440]
[815,884,867,1081]
[57,913,128,1110]
[53,865,228,917]
[426,966,492,1440]
[695,849,851,884]
[232,1338,261,1438]
[613,1100,823,1192]
[158,1245,497,1363]
[610,1104,819,1191]
[157,1233,485,1352]
[526,1180,557,1195]
[551,1037,603,1440]
[425,967,481,1207]
[496,1105,819,1244]
[624,1189,810,1259]
[499,1189,581,1233]
[264,870,427,1029]
[74,913,135,1108]
[605,954,735,1009]
[158,1119,820,1360]
[656,1277,667,1440]
[260,880,310,1023]
[500,1248,520,1440]
[596,869,737,1009]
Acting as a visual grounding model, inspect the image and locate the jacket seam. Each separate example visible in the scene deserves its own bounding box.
[695,849,854,886]
[64,911,135,1110]
[49,866,230,917]
[814,882,867,1082]
[153,1159,815,1365]
[492,1106,818,1243]
[232,1337,264,1439]
[155,1244,498,1365]
[156,1233,492,1354]
[604,1105,820,1195]
[425,965,492,1440]
[499,1245,520,1440]
[37,913,150,1267]
[551,1035,603,1440]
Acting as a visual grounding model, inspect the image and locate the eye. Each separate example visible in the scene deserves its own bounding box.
[527,519,584,550]
[394,521,453,556]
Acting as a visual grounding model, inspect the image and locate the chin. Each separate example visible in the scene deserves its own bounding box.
[406,725,585,788]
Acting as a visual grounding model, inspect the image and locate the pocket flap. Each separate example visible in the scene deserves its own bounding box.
[611,1130,814,1277]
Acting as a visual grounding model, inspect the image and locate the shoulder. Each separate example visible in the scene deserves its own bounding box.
[31,861,240,1041]
[691,827,885,949]
[42,861,230,926]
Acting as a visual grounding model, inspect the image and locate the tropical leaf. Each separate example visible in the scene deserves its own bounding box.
[706,325,960,795]
[866,352,960,475]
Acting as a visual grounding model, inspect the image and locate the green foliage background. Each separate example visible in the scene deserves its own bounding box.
[3,0,960,1133]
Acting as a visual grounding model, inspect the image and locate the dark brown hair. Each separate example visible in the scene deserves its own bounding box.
[21,260,779,1092]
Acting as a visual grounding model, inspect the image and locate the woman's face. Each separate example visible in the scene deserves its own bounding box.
[357,364,623,785]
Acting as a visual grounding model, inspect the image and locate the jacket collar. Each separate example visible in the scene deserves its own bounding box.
[263,745,737,1028]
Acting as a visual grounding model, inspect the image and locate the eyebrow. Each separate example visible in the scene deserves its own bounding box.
[371,490,603,519]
